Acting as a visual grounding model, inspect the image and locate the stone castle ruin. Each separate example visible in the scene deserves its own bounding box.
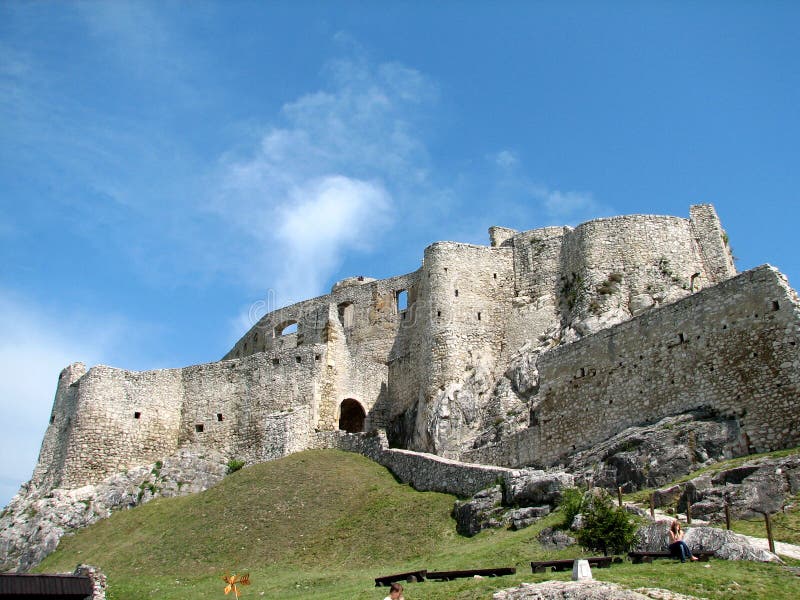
[28,205,800,495]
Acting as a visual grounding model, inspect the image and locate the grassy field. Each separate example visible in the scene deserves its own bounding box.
[36,450,800,599]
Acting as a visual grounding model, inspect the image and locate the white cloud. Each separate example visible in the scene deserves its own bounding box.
[213,53,436,328]
[0,291,138,507]
[529,185,613,223]
[493,150,519,170]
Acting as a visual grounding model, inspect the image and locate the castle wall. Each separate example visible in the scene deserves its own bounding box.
[463,265,800,467]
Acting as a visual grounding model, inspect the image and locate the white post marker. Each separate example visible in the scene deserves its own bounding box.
[572,559,593,581]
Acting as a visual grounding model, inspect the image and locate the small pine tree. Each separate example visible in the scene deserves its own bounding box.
[576,491,637,556]
[558,486,586,530]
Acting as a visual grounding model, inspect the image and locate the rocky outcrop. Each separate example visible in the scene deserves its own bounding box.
[565,411,749,492]
[452,470,572,536]
[0,446,228,572]
[494,581,701,600]
[634,521,782,563]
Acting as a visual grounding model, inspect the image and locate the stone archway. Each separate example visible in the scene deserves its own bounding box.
[338,399,366,433]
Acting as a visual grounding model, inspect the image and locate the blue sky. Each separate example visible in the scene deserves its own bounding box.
[1,1,798,507]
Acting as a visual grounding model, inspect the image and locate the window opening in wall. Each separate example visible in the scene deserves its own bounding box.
[678,333,685,343]
[134,412,141,419]
[773,301,780,311]
[444,267,448,273]
[217,413,224,422]
[396,290,408,312]
[275,320,298,337]
[244,343,248,352]
[315,354,322,360]
[253,332,258,343]
[493,273,497,279]
[437,310,441,318]
[338,399,366,433]
[272,357,280,366]
[50,415,55,424]
[454,289,459,297]
[195,424,204,433]
[477,312,481,321]
[296,356,301,363]
[338,302,354,328]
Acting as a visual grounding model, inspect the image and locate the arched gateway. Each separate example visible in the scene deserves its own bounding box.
[338,399,366,433]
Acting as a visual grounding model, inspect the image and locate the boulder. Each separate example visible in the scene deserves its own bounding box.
[494,581,701,600]
[508,506,551,531]
[503,471,574,507]
[537,526,577,550]
[683,526,782,563]
[453,486,505,537]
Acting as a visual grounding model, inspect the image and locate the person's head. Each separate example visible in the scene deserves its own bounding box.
[389,582,404,598]
[671,519,681,534]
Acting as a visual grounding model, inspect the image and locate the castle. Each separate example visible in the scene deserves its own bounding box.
[30,205,800,493]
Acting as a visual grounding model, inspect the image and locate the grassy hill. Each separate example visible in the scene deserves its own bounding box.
[36,449,800,599]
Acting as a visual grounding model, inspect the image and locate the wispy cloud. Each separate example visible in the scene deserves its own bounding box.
[214,48,438,325]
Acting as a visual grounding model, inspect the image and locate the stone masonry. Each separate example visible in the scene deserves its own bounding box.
[21,204,800,497]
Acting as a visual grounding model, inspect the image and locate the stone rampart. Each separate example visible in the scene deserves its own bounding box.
[313,431,513,498]
[464,265,800,467]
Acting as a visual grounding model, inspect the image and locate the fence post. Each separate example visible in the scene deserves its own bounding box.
[764,512,775,554]
[724,502,731,530]
[617,486,623,508]
[686,496,692,525]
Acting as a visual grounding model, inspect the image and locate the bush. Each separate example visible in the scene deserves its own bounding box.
[226,459,246,474]
[576,491,637,556]
[558,486,586,530]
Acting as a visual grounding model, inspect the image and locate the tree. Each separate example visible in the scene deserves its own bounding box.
[576,491,637,556]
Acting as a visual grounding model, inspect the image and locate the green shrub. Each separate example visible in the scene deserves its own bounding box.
[226,459,246,474]
[558,486,586,530]
[576,491,637,556]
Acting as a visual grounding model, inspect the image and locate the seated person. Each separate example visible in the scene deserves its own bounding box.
[668,519,699,562]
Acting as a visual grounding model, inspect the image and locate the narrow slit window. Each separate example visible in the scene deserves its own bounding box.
[454,289,459,297]
[195,424,204,433]
[217,413,224,422]
[477,312,481,321]
[134,411,141,420]
[773,300,780,311]
[296,356,302,363]
[272,358,280,366]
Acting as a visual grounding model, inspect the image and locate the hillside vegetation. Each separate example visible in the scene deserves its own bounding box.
[37,450,800,599]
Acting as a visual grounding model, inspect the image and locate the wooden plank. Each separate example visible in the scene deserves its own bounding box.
[427,567,515,581]
[374,570,427,586]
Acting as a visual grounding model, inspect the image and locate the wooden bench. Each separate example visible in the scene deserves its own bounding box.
[374,570,427,586]
[531,556,613,573]
[426,567,516,581]
[628,551,714,564]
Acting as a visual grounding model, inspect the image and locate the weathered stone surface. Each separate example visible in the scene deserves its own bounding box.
[634,521,782,563]
[508,506,551,530]
[494,580,701,599]
[659,455,800,521]
[537,526,577,550]
[0,446,227,572]
[565,412,747,492]
[503,471,574,507]
[683,526,782,563]
[453,486,505,536]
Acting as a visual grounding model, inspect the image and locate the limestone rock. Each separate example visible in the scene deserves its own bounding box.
[508,505,551,530]
[0,446,228,572]
[493,580,701,600]
[453,486,505,537]
[537,526,577,550]
[683,526,782,563]
[567,411,747,492]
[503,471,574,507]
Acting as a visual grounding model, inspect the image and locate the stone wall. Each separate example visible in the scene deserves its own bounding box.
[464,265,800,467]
[312,430,514,498]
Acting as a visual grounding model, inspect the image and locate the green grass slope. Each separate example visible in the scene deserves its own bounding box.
[37,450,800,599]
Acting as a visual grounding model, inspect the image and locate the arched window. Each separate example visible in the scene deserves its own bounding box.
[338,399,366,433]
[274,320,299,337]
